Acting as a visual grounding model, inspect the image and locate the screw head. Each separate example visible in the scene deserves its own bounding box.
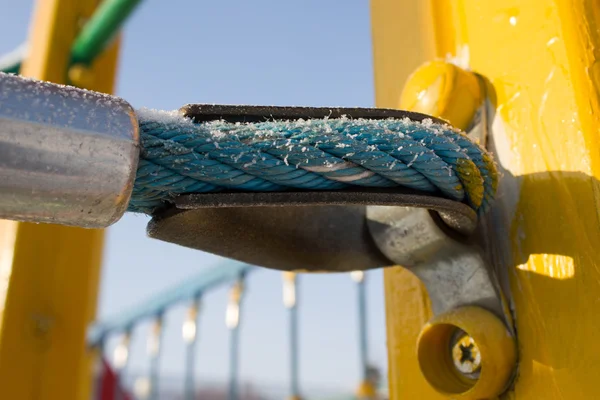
[451,330,482,378]
[418,307,516,399]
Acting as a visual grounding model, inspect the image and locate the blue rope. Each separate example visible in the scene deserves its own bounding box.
[129,109,497,215]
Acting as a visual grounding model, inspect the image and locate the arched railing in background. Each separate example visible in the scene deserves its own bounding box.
[88,263,380,400]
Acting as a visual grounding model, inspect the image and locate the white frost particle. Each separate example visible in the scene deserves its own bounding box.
[406,153,419,167]
[283,155,289,166]
[210,129,226,139]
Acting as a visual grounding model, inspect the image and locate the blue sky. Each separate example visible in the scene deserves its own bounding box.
[0,0,387,395]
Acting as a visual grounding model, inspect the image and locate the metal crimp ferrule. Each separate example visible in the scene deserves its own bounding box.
[0,72,139,228]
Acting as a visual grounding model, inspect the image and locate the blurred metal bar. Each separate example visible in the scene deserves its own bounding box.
[354,272,369,383]
[183,297,201,400]
[283,272,301,400]
[148,317,163,400]
[227,276,246,400]
[228,324,240,400]
[88,263,254,346]
[290,301,300,399]
[113,331,132,400]
[351,271,376,399]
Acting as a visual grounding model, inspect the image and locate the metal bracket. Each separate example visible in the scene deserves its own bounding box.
[362,75,512,326]
[147,103,510,328]
[371,71,508,320]
[366,206,509,322]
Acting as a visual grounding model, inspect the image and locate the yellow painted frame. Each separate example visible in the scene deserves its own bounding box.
[0,1,120,399]
[372,0,600,398]
[371,1,442,397]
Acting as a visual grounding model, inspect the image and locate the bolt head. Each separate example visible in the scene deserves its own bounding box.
[451,331,482,378]
[399,61,483,131]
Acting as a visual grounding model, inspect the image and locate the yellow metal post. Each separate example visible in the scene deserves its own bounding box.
[373,0,600,398]
[371,1,442,398]
[0,0,120,399]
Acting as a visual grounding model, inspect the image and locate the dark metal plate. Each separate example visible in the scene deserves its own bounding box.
[148,189,476,272]
[180,104,449,125]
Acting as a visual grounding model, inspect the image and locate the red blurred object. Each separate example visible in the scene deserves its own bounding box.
[96,358,132,400]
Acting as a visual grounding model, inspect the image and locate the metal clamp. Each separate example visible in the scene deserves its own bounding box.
[147,104,479,273]
[0,72,140,228]
[367,206,507,319]
[142,99,517,398]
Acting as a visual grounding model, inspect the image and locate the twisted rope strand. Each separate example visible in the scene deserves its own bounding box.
[130,109,497,215]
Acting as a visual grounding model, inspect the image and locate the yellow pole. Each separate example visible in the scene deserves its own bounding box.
[373,0,600,399]
[370,1,442,399]
[0,1,120,399]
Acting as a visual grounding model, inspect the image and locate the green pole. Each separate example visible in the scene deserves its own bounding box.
[71,0,143,65]
[0,44,26,74]
[1,0,143,74]
[0,62,21,74]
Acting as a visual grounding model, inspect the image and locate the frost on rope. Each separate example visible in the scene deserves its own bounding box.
[132,108,496,215]
[135,108,454,143]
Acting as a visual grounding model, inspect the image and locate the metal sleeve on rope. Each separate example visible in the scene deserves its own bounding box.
[0,72,139,228]
[130,108,497,216]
